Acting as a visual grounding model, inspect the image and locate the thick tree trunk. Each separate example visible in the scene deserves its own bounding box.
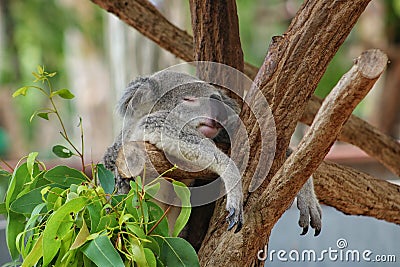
[90,0,400,266]
[199,1,373,266]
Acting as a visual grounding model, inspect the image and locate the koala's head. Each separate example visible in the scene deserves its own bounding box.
[119,71,239,139]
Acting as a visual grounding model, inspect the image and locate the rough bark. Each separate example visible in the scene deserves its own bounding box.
[188,0,245,251]
[314,161,400,224]
[200,1,373,266]
[189,0,244,101]
[302,95,400,176]
[200,47,383,267]
[90,0,400,177]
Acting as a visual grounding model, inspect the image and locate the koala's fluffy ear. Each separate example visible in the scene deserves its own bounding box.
[117,76,160,117]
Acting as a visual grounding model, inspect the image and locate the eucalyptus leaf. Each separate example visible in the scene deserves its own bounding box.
[37,112,50,120]
[42,197,87,265]
[171,181,191,237]
[52,145,74,158]
[6,211,26,260]
[144,182,160,198]
[27,152,39,178]
[129,236,147,267]
[70,219,90,250]
[50,88,75,99]
[144,248,157,267]
[81,235,124,267]
[12,86,29,97]
[10,185,51,214]
[156,237,200,267]
[6,163,33,210]
[44,166,87,187]
[21,234,43,267]
[96,164,115,194]
[0,202,6,214]
[147,201,169,237]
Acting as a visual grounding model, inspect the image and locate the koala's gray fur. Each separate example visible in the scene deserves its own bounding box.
[103,70,322,236]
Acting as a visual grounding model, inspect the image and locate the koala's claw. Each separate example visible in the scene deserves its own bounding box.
[297,187,322,237]
[314,227,321,237]
[300,226,309,236]
[226,207,243,233]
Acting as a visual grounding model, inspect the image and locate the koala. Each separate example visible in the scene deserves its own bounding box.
[104,70,243,233]
[103,70,322,236]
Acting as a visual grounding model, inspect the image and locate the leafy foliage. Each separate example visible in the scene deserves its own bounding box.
[0,67,199,266]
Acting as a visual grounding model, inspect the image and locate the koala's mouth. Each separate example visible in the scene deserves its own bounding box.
[197,119,222,138]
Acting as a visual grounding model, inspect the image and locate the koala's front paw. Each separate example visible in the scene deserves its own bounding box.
[297,193,322,236]
[226,197,243,233]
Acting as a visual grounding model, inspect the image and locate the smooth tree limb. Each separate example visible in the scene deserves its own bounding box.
[90,0,400,177]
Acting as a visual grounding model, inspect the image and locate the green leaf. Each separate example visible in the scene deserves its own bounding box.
[52,145,74,158]
[147,201,169,237]
[129,236,148,267]
[144,182,160,198]
[50,89,75,99]
[87,200,102,233]
[70,219,90,250]
[156,237,199,267]
[42,197,87,265]
[27,152,39,178]
[47,72,57,77]
[96,214,118,232]
[23,203,46,237]
[21,234,43,267]
[6,163,31,210]
[46,187,65,211]
[96,164,115,194]
[6,211,26,260]
[12,86,29,97]
[0,170,11,202]
[10,185,50,214]
[144,248,157,267]
[81,235,124,267]
[126,223,146,239]
[142,236,160,256]
[37,65,44,75]
[37,112,50,120]
[54,228,75,266]
[44,166,87,187]
[171,181,191,237]
[0,202,6,214]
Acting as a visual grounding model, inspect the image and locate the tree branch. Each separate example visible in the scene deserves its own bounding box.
[90,0,400,177]
[116,141,400,225]
[314,161,400,224]
[258,49,388,235]
[302,95,400,176]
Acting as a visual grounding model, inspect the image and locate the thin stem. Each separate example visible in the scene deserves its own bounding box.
[79,117,85,172]
[147,205,171,235]
[0,158,14,172]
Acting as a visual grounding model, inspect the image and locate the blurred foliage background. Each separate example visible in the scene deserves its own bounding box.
[0,0,399,162]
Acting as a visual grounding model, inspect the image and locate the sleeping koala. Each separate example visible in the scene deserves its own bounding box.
[103,70,322,236]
